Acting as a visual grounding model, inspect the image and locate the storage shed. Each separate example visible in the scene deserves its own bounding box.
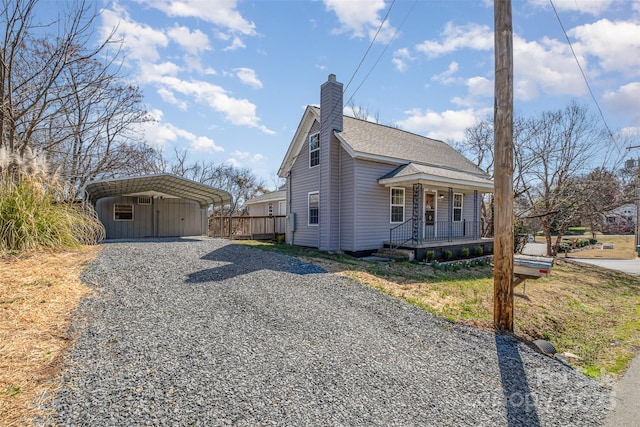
[84,174,232,239]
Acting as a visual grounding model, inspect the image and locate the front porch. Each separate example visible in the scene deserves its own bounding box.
[384,217,493,261]
[383,236,494,261]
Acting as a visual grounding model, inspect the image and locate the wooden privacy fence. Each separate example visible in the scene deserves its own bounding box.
[210,215,286,240]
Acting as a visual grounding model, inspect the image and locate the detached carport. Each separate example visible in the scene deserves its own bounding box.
[84,174,232,239]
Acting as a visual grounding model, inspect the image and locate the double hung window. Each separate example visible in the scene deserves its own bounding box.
[390,188,405,223]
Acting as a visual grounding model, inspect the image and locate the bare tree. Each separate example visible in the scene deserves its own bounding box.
[166,150,267,214]
[516,102,608,255]
[0,0,154,197]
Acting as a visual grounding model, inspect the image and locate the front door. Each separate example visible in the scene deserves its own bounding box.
[425,192,436,238]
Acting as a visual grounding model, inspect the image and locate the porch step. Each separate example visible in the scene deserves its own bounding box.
[373,247,415,261]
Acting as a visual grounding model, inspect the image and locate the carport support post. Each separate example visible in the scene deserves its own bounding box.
[493,0,514,332]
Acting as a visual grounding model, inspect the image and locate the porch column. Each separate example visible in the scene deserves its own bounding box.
[474,190,479,238]
[448,187,453,242]
[412,183,424,243]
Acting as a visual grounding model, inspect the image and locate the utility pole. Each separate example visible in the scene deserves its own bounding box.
[493,0,514,331]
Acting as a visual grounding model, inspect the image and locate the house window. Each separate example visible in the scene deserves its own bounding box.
[453,193,463,222]
[309,133,320,167]
[390,187,405,223]
[114,203,133,221]
[268,203,273,216]
[308,192,319,225]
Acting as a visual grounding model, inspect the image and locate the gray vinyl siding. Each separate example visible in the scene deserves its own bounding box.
[339,146,355,251]
[96,196,205,239]
[248,202,269,216]
[352,159,409,252]
[287,120,320,247]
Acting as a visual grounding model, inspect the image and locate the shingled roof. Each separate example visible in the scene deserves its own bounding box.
[279,105,491,188]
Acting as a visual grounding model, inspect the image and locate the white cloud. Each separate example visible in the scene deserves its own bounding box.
[395,108,487,142]
[141,110,224,152]
[416,21,588,99]
[231,151,265,164]
[157,87,188,110]
[569,19,640,76]
[101,8,168,62]
[323,0,396,43]
[235,67,263,89]
[190,136,222,152]
[513,35,588,99]
[140,0,256,35]
[223,36,246,51]
[167,25,209,55]
[392,48,413,72]
[138,61,181,83]
[431,61,460,84]
[620,127,640,138]
[150,75,274,134]
[603,82,640,112]
[225,158,241,167]
[452,76,493,107]
[527,0,618,16]
[415,22,493,59]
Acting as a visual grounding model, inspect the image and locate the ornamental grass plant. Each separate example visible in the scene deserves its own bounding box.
[0,147,105,254]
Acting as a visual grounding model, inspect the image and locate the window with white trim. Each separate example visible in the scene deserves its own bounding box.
[308,192,319,225]
[309,133,320,167]
[390,188,405,223]
[114,203,134,221]
[453,193,463,222]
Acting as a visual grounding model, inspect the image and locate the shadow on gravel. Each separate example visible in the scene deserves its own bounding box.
[495,334,541,427]
[186,243,326,283]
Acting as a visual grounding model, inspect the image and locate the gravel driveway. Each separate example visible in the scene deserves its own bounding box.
[51,238,609,426]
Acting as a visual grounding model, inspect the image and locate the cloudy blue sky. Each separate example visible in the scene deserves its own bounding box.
[93,0,639,187]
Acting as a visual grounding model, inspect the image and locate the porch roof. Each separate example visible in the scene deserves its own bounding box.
[84,174,232,208]
[378,163,494,192]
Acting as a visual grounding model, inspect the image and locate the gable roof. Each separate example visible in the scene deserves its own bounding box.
[278,105,489,182]
[84,174,232,208]
[379,163,493,191]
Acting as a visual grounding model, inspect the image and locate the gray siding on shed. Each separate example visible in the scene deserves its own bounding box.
[287,120,321,247]
[96,196,205,239]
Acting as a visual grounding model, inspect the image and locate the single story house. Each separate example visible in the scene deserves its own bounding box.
[277,74,494,259]
[245,188,287,217]
[604,203,636,233]
[84,173,232,239]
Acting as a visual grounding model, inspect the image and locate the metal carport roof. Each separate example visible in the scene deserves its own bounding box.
[84,174,232,208]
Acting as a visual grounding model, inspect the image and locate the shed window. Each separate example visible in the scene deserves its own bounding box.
[453,193,463,222]
[308,192,319,225]
[114,204,134,221]
[390,188,405,223]
[309,133,320,167]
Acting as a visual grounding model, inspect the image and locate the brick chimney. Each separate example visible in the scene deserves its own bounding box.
[319,74,343,251]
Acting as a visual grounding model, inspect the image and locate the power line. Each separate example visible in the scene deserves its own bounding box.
[549,0,614,139]
[345,0,418,107]
[342,0,397,96]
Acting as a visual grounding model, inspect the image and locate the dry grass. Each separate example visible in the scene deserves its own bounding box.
[565,234,637,259]
[0,246,99,427]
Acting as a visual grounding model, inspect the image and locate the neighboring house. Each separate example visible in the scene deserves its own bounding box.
[84,174,232,239]
[604,203,636,233]
[277,74,494,259]
[245,188,287,217]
